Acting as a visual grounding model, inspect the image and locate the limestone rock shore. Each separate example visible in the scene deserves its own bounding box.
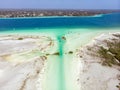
[77,32,120,90]
[0,35,54,90]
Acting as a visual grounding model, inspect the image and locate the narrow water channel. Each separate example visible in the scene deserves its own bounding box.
[57,35,66,90]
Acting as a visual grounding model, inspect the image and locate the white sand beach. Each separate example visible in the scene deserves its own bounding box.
[75,32,120,90]
[0,34,57,90]
[0,28,120,90]
[62,28,120,90]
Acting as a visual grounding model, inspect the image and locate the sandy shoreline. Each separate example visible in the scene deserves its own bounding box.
[63,29,120,90]
[0,28,120,90]
[0,34,57,90]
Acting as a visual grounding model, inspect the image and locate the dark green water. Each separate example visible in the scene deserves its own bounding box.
[57,35,66,90]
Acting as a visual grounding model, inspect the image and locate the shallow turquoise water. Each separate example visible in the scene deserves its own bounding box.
[57,35,66,90]
[0,13,120,90]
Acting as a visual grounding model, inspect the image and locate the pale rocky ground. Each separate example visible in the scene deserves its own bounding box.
[77,32,120,90]
[0,35,55,90]
[0,32,120,90]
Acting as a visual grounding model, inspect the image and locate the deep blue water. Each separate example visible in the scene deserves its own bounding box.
[0,12,119,90]
[0,13,120,30]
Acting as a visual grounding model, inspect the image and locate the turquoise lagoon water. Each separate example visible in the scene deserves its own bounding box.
[0,13,120,90]
[0,13,120,36]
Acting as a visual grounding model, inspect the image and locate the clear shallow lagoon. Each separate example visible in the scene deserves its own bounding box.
[0,13,120,90]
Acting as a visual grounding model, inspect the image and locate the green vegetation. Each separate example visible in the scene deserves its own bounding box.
[87,47,92,51]
[61,36,66,40]
[98,40,120,67]
[46,53,50,56]
[68,51,73,54]
[116,85,120,89]
[18,37,23,40]
[53,52,60,55]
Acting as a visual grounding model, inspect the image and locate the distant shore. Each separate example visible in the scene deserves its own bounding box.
[0,9,119,18]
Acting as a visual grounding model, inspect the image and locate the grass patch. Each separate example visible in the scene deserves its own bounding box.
[18,37,23,40]
[53,52,60,55]
[98,46,120,67]
[68,51,73,54]
[61,36,66,40]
